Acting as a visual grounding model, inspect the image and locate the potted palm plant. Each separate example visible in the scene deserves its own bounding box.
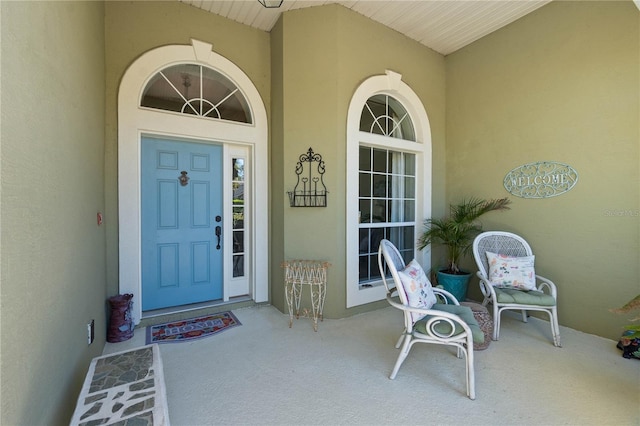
[417,197,511,301]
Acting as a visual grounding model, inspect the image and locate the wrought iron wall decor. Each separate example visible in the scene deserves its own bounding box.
[287,147,328,207]
[504,161,578,198]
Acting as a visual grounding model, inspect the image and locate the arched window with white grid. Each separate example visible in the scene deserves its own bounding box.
[346,71,432,308]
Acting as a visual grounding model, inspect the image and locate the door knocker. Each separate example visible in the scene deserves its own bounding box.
[179,171,189,186]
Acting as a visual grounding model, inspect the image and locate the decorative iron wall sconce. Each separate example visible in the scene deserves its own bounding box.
[287,147,328,207]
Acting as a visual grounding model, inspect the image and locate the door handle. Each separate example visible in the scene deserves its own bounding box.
[215,226,221,250]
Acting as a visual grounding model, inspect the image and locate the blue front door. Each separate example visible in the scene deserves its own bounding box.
[141,137,223,311]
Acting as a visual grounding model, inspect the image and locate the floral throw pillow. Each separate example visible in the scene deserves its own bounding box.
[486,251,536,291]
[398,259,437,322]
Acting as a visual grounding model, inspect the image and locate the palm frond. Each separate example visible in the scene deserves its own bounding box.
[610,295,640,316]
[418,197,511,273]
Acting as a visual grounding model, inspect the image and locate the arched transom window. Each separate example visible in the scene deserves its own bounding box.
[360,94,415,141]
[141,63,252,123]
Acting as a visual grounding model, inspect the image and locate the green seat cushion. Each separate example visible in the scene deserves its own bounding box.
[414,303,485,344]
[494,288,556,306]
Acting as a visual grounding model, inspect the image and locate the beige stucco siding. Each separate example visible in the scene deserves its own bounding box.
[271,4,447,318]
[0,2,637,424]
[103,1,272,299]
[446,0,639,339]
[1,1,106,424]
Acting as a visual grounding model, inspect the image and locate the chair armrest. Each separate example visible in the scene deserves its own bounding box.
[535,275,558,298]
[433,287,461,305]
[476,270,557,299]
[386,295,473,341]
[476,271,498,300]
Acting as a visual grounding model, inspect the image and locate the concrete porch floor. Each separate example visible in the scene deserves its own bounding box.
[103,305,639,425]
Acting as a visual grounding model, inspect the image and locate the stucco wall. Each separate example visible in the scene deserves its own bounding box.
[1,1,636,423]
[0,1,106,424]
[272,5,447,317]
[103,1,271,299]
[446,1,639,340]
[104,2,446,321]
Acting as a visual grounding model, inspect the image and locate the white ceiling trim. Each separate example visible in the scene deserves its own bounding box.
[180,0,551,55]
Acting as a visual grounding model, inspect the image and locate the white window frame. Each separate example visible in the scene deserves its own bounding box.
[227,147,250,296]
[346,70,432,308]
[118,39,268,324]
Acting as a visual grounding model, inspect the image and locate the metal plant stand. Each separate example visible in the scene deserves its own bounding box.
[282,260,330,331]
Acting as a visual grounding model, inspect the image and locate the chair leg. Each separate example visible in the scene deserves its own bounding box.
[389,336,411,380]
[395,328,407,349]
[493,305,501,341]
[466,344,475,400]
[551,308,562,347]
[521,310,528,323]
[539,308,562,347]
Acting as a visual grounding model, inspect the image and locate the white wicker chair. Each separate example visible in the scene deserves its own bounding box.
[377,239,481,400]
[472,231,561,347]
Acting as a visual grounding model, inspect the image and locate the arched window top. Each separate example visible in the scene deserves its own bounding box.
[347,70,430,308]
[141,63,253,124]
[359,94,415,141]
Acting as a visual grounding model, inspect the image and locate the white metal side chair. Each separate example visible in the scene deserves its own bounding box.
[472,231,561,347]
[378,239,484,400]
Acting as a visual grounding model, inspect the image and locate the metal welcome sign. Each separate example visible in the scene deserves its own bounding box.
[503,161,578,199]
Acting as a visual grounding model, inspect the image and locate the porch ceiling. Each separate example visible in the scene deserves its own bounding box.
[179,0,551,56]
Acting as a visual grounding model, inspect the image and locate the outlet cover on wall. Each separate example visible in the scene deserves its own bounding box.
[87,320,95,345]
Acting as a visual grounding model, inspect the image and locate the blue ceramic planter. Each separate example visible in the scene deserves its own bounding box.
[437,270,472,302]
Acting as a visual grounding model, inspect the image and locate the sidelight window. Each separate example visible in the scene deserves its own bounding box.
[232,158,245,278]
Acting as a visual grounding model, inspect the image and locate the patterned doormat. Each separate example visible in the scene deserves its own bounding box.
[146,311,241,344]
